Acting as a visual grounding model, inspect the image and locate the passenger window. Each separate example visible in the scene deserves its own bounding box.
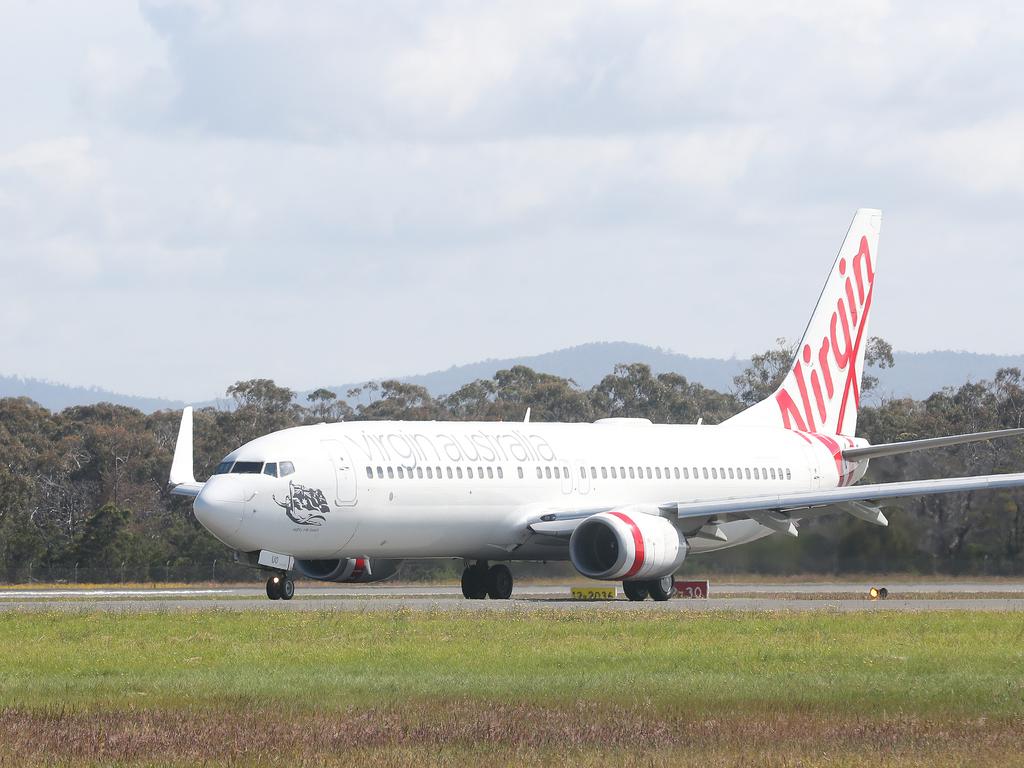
[770,468,777,480]
[436,466,442,478]
[456,467,463,479]
[762,467,768,478]
[745,468,751,480]
[754,468,760,479]
[553,467,560,480]
[447,467,454,479]
[487,467,493,479]
[655,467,662,479]
[214,461,234,475]
[417,467,424,479]
[786,468,792,480]
[366,466,373,479]
[628,467,635,479]
[611,467,617,479]
[497,467,503,479]
[720,467,726,479]
[545,467,552,479]
[537,467,543,479]
[728,468,735,480]
[711,468,718,479]
[588,467,595,479]
[646,467,652,479]
[397,467,405,479]
[263,463,278,477]
[517,467,524,479]
[702,467,709,479]
[387,467,395,479]
[563,466,569,478]
[601,467,608,479]
[682,467,689,480]
[426,467,433,479]
[230,461,263,474]
[377,466,384,479]
[778,467,784,480]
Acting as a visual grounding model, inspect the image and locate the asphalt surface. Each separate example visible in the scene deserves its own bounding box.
[2,582,1023,612]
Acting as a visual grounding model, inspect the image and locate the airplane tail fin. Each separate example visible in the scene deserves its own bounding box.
[726,208,882,437]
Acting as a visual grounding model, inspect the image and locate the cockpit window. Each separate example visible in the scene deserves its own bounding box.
[214,461,234,475]
[263,463,278,478]
[279,461,296,477]
[230,461,264,474]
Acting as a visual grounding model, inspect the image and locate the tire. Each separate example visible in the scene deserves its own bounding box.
[622,580,649,602]
[280,577,295,600]
[486,564,514,600]
[266,577,281,600]
[647,574,677,602]
[461,566,487,599]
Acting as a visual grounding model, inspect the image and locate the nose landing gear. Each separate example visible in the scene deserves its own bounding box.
[460,561,514,599]
[266,573,295,600]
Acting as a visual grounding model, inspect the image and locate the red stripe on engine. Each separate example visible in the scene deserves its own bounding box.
[609,512,645,579]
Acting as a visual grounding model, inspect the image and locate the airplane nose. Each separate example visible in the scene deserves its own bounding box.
[194,479,245,543]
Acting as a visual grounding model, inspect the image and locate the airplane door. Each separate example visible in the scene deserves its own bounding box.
[800,442,822,490]
[575,461,591,495]
[322,440,358,506]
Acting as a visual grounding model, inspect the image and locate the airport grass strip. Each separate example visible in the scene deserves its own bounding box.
[0,609,1021,765]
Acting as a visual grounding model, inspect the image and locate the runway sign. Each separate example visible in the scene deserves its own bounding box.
[674,580,710,598]
[571,587,618,601]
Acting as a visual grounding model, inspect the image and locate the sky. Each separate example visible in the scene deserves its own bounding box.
[2,0,1024,402]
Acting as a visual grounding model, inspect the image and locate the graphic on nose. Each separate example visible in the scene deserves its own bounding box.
[193,478,245,542]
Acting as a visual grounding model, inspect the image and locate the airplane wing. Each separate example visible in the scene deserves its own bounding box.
[527,471,1024,540]
[168,406,205,498]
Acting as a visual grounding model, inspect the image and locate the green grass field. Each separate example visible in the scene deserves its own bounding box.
[1,609,1022,766]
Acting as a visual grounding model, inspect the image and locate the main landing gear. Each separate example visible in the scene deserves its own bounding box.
[461,561,513,600]
[266,573,295,600]
[623,574,677,602]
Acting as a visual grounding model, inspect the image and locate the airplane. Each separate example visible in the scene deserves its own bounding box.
[169,208,1024,601]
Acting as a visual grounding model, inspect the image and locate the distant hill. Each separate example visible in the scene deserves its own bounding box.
[0,374,183,414]
[322,343,1024,404]
[5,344,1024,414]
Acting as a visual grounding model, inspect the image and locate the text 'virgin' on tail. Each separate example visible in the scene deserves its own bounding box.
[726,208,882,436]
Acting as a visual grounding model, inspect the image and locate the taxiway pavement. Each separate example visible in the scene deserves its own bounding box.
[2,582,1022,612]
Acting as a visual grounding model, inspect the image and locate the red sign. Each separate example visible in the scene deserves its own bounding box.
[674,580,709,599]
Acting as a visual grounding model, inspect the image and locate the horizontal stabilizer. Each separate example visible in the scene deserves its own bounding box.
[843,428,1024,461]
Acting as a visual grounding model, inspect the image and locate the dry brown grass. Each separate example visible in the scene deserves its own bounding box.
[1,703,1021,767]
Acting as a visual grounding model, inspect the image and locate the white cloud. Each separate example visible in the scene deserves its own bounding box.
[1,0,1024,399]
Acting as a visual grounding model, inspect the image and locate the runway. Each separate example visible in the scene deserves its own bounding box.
[2,581,1023,612]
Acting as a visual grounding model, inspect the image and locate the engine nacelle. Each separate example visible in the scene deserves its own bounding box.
[569,510,687,581]
[293,557,402,583]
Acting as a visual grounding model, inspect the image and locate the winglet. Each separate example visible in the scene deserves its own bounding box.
[169,406,196,487]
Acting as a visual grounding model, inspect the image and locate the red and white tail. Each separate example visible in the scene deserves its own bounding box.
[727,208,882,437]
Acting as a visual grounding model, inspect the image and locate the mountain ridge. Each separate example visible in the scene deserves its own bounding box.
[4,343,1024,414]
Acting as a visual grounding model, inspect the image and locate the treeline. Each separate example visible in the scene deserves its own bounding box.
[1,339,1023,582]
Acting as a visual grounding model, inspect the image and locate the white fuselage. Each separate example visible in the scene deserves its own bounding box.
[193,418,869,562]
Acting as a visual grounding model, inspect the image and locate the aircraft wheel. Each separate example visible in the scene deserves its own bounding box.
[266,576,282,600]
[460,564,488,599]
[486,564,514,599]
[647,575,677,602]
[622,580,649,601]
[280,576,295,601]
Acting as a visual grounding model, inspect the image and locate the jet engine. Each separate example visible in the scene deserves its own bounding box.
[293,557,402,583]
[569,511,687,581]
